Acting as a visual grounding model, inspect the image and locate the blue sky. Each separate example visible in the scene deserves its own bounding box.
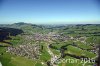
[0,0,100,24]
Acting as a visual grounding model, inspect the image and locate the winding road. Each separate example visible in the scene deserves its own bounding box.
[46,43,60,66]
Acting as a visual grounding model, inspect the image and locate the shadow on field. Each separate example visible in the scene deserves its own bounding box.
[0,27,23,42]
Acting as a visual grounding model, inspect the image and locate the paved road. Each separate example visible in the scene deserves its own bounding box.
[46,43,60,66]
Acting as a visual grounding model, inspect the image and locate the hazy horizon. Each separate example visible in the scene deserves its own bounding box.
[0,22,100,25]
[0,0,100,24]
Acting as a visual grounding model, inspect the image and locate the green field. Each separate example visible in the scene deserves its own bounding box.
[0,23,99,66]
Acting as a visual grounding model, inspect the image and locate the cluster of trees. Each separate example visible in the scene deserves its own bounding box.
[0,27,23,42]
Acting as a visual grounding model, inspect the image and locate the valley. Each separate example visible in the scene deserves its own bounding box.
[0,23,100,66]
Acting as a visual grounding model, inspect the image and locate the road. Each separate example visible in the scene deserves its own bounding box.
[46,43,60,66]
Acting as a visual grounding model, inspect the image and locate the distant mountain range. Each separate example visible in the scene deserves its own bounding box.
[0,22,99,29]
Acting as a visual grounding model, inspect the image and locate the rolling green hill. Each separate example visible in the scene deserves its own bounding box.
[0,23,100,66]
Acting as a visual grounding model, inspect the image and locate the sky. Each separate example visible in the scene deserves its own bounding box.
[0,0,100,24]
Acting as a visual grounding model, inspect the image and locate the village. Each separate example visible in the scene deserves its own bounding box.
[5,31,99,66]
